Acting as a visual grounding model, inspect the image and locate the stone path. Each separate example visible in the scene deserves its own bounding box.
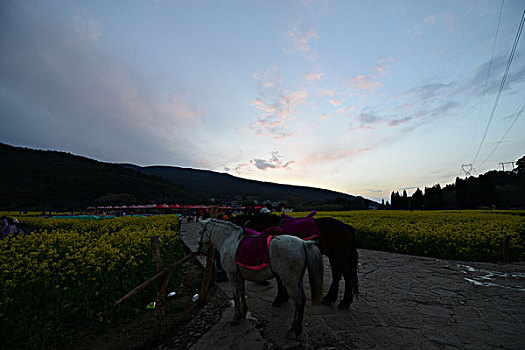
[181,221,525,349]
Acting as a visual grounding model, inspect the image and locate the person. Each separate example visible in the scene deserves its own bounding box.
[1,217,18,238]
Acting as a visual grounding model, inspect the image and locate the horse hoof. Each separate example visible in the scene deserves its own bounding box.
[286,330,297,340]
[272,299,284,307]
[338,301,351,309]
[322,298,334,306]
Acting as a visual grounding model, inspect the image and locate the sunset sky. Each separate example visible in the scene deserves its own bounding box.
[1,0,524,203]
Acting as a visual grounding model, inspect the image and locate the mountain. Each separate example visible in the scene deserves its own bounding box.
[121,164,376,209]
[0,143,377,210]
[0,143,200,210]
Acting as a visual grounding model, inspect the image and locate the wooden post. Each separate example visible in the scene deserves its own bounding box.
[151,236,167,337]
[503,235,510,263]
[114,251,199,308]
[198,248,215,305]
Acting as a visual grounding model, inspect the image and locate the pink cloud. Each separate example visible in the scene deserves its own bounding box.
[330,98,342,106]
[319,88,335,97]
[159,95,202,120]
[288,27,318,54]
[250,67,308,139]
[305,72,324,82]
[346,57,393,97]
[319,113,329,120]
[287,21,319,61]
[336,106,355,116]
[304,147,372,164]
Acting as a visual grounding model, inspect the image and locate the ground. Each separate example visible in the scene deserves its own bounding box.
[79,256,230,350]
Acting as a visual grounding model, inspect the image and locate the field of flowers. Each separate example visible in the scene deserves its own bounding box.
[0,215,185,349]
[293,210,525,262]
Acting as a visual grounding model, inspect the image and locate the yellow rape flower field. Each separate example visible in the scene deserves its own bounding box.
[294,210,525,262]
[0,215,185,349]
[1,210,524,348]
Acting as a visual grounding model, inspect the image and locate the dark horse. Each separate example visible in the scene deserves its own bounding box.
[233,212,359,309]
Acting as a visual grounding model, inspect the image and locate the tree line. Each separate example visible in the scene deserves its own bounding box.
[387,156,525,210]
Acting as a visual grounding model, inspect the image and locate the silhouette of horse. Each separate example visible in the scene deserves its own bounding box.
[233,212,359,309]
[198,219,323,338]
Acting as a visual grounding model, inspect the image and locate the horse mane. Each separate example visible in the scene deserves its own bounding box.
[209,218,243,231]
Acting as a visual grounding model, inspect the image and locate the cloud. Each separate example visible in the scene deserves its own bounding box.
[72,15,102,43]
[287,21,319,61]
[319,88,336,97]
[319,113,329,120]
[365,189,385,194]
[305,72,324,82]
[159,95,202,121]
[303,148,371,166]
[464,0,490,15]
[330,98,342,106]
[250,152,294,171]
[464,55,525,96]
[423,13,457,32]
[347,56,521,132]
[346,57,394,97]
[250,67,308,139]
[397,186,421,192]
[0,3,205,166]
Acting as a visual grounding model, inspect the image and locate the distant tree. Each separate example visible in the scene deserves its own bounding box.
[401,190,408,209]
[516,155,525,175]
[391,191,401,209]
[411,188,424,209]
[424,184,443,209]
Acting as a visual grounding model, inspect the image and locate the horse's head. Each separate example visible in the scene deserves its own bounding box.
[198,218,212,253]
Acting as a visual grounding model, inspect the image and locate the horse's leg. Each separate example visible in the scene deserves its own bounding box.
[238,273,248,318]
[339,253,359,309]
[338,262,354,309]
[230,270,246,325]
[286,280,305,339]
[322,257,342,306]
[272,275,290,307]
[339,227,359,310]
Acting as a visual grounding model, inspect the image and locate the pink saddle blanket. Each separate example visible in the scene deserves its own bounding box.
[235,227,278,270]
[281,210,320,240]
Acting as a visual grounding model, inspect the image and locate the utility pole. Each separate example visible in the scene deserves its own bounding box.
[500,162,515,171]
[461,164,473,177]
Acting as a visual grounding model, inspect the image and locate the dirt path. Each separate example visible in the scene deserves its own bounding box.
[181,221,525,350]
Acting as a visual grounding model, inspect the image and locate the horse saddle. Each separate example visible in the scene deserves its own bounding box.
[281,210,320,240]
[235,227,279,270]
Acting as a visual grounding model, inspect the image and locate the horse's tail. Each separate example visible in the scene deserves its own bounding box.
[304,241,323,305]
[346,224,360,298]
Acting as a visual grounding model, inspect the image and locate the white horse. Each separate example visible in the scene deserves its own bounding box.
[198,219,323,338]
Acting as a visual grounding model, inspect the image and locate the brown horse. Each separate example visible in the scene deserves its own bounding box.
[233,213,359,309]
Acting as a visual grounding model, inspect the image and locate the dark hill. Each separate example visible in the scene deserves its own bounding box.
[0,143,200,210]
[0,143,377,211]
[121,164,376,209]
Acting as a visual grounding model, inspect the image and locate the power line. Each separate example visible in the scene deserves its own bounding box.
[472,9,525,166]
[479,99,525,168]
[470,0,505,155]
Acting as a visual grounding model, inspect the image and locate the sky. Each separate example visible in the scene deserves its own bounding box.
[1,0,525,204]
